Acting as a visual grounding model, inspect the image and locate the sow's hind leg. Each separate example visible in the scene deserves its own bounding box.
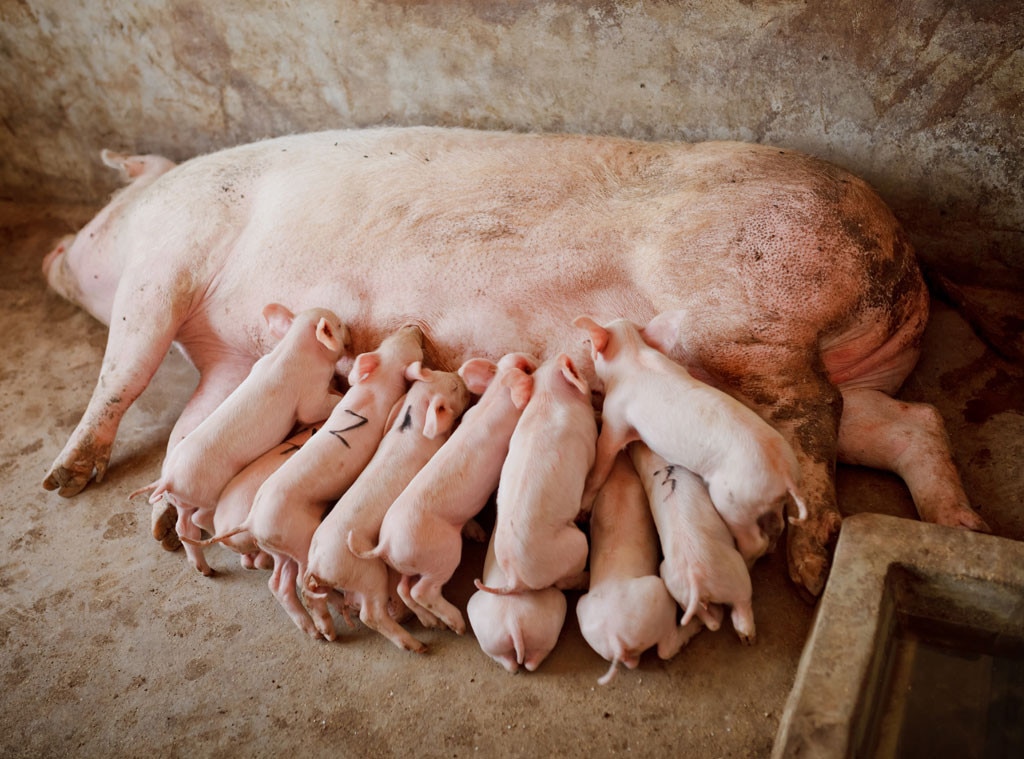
[837,388,989,532]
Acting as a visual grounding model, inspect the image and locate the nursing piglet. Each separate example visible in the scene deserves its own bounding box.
[193,425,318,571]
[575,316,807,564]
[303,364,472,651]
[475,354,595,595]
[631,444,754,642]
[189,326,424,637]
[576,451,700,685]
[467,531,567,673]
[137,304,348,575]
[351,352,538,635]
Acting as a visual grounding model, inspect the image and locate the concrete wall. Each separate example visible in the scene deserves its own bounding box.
[2,0,1021,287]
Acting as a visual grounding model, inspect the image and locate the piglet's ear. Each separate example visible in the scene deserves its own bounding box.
[558,355,589,396]
[348,352,380,385]
[316,318,343,354]
[458,358,497,395]
[404,361,431,383]
[512,353,539,374]
[641,309,686,354]
[423,397,455,439]
[263,303,296,341]
[573,315,609,354]
[502,370,534,410]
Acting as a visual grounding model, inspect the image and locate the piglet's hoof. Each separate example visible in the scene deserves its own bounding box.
[151,500,182,552]
[786,509,843,601]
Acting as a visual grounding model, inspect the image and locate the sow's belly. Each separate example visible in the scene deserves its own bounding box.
[148,128,920,391]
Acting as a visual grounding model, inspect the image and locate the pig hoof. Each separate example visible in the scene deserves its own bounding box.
[42,465,93,498]
[928,503,992,534]
[786,509,842,600]
[788,543,830,601]
[151,501,182,552]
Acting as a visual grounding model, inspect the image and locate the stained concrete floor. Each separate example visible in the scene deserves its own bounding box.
[2,201,1022,758]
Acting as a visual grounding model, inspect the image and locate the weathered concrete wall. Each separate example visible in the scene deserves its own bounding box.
[2,0,1021,286]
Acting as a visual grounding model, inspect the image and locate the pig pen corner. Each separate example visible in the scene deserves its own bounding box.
[2,200,1022,756]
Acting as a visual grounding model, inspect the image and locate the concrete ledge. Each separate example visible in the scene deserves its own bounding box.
[773,513,1024,758]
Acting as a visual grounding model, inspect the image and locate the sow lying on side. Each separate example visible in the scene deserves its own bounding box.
[41,127,988,597]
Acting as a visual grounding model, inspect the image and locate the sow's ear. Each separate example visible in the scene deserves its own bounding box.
[641,309,688,355]
[101,149,147,180]
[573,315,609,354]
[262,303,297,341]
[558,354,589,396]
[458,358,498,395]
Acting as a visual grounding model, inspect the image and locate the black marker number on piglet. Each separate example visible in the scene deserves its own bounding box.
[656,466,678,494]
[399,405,413,432]
[330,411,369,448]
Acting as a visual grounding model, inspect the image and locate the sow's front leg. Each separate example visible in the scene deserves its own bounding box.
[43,272,192,497]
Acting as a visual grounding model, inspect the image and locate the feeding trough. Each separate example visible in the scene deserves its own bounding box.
[773,513,1024,757]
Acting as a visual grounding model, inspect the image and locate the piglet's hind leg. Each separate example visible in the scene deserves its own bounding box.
[407,576,466,635]
[361,598,427,654]
[268,557,320,639]
[151,353,257,552]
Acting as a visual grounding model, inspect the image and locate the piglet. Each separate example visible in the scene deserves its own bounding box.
[188,325,424,637]
[576,451,700,685]
[475,354,595,595]
[350,352,538,635]
[303,364,471,651]
[630,444,755,642]
[135,304,348,575]
[467,531,567,673]
[192,425,319,571]
[575,315,807,564]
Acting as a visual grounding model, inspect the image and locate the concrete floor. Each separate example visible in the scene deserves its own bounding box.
[2,202,1021,757]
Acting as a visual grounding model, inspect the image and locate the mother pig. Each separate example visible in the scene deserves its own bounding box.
[41,126,987,597]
